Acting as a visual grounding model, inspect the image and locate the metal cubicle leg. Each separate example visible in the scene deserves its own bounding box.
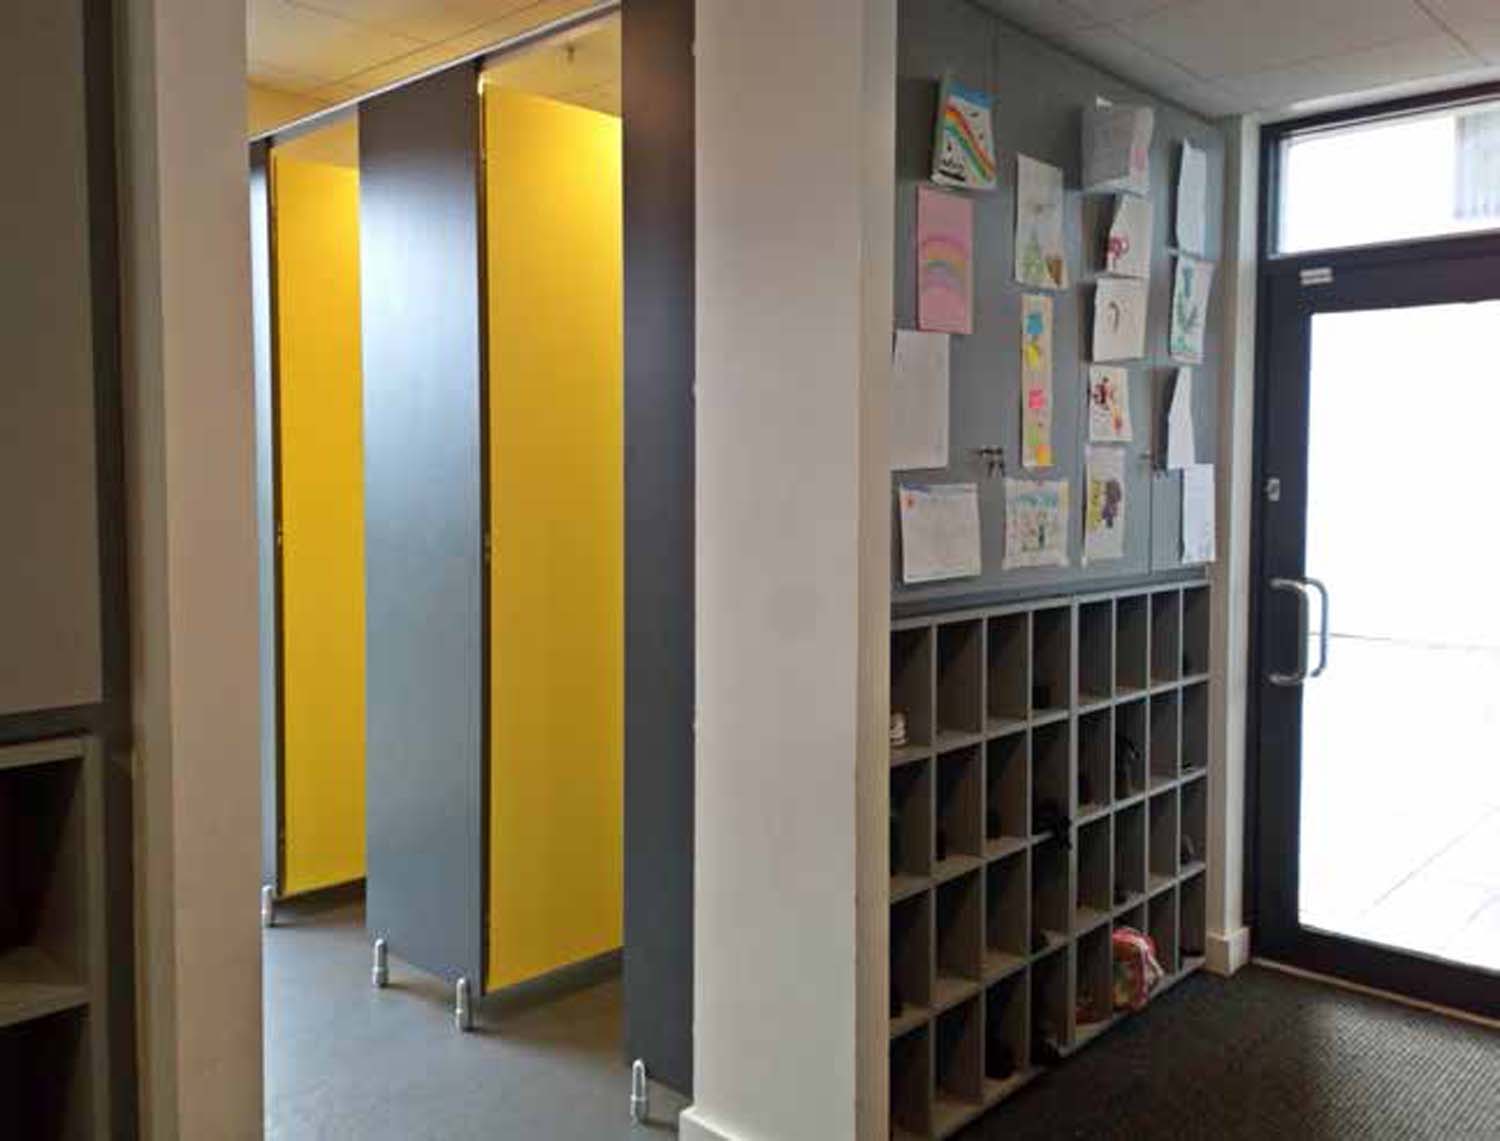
[372,938,389,988]
[630,1059,649,1124]
[261,884,276,929]
[454,976,473,1032]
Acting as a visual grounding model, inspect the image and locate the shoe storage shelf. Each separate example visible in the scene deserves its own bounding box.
[888,585,1210,1140]
[0,737,109,1139]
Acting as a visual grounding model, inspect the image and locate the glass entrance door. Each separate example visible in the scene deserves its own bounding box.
[1256,250,1500,1019]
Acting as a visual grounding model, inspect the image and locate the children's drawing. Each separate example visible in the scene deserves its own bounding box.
[1092,278,1148,361]
[918,185,974,335]
[931,75,997,191]
[1084,446,1127,563]
[1169,256,1214,363]
[1015,155,1069,290]
[1003,478,1069,570]
[1021,295,1054,468]
[1087,365,1132,443]
[1083,102,1154,196]
[1106,194,1152,279]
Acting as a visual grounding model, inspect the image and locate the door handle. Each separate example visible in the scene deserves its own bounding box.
[1267,576,1330,687]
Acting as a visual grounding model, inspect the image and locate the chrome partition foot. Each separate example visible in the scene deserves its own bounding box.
[372,938,389,988]
[261,885,276,929]
[630,1059,649,1124]
[455,976,473,1032]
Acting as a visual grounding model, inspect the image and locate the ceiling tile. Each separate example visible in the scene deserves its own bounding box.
[1423,2,1500,63]
[1071,0,1188,21]
[1153,75,1251,117]
[1129,0,1441,78]
[284,0,540,45]
[1221,32,1478,112]
[1048,23,1204,91]
[246,58,331,94]
[248,0,427,85]
[972,0,1102,37]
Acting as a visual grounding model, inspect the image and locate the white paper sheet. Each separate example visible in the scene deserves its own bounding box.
[1182,464,1215,564]
[1092,278,1148,361]
[1083,446,1127,563]
[1020,295,1054,468]
[899,483,982,583]
[1169,256,1214,363]
[1106,194,1152,279]
[1176,142,1208,255]
[1083,102,1154,196]
[1015,155,1069,290]
[1003,478,1069,570]
[890,330,950,471]
[1088,365,1133,443]
[1166,368,1195,469]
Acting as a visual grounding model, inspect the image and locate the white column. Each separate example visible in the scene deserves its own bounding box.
[683,0,895,1138]
[118,0,264,1135]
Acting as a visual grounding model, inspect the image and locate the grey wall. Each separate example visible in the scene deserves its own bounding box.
[894,0,1223,610]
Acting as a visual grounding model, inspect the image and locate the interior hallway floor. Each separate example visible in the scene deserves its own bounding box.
[264,896,685,1140]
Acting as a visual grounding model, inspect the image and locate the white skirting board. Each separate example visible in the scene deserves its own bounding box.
[1207,925,1251,976]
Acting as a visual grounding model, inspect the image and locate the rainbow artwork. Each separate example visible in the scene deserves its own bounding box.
[931,76,997,191]
[917,185,973,335]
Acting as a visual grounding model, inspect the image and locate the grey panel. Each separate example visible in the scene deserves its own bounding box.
[893,0,1221,607]
[360,67,486,988]
[249,143,281,892]
[0,0,104,715]
[622,0,695,1096]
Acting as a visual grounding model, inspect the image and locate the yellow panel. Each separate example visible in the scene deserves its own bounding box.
[485,88,623,990]
[273,154,366,896]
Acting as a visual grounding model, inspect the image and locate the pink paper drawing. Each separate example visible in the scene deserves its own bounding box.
[917,185,973,335]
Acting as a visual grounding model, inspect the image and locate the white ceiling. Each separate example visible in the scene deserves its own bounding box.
[976,0,1500,118]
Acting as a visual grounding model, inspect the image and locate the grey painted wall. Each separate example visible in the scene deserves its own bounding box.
[894,0,1223,609]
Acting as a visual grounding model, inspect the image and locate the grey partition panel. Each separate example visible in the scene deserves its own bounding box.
[622,0,695,1096]
[0,0,104,716]
[360,67,486,987]
[893,0,1222,606]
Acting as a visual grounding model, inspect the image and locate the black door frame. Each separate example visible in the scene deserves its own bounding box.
[1250,84,1500,1019]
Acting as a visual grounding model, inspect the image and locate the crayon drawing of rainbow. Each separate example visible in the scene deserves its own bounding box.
[917,186,973,334]
[932,78,998,191]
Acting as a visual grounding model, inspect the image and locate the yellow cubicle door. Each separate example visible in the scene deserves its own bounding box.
[484,87,623,991]
[273,154,367,896]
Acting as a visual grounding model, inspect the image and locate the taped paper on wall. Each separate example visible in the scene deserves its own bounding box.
[1015,155,1069,290]
[1021,295,1054,468]
[918,185,974,334]
[1093,278,1148,361]
[1106,194,1153,279]
[1165,368,1195,469]
[890,330,950,471]
[1003,478,1069,570]
[1182,464,1215,564]
[932,75,998,191]
[1083,102,1154,196]
[1088,365,1132,443]
[1083,446,1127,563]
[1169,255,1214,363]
[1176,141,1208,255]
[899,483,982,583]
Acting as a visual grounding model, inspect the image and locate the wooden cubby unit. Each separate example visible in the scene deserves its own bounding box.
[887,586,1211,1136]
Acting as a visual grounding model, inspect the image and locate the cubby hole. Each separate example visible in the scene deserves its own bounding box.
[1078,600,1114,705]
[0,1007,92,1141]
[933,997,983,1132]
[1030,839,1069,952]
[1031,607,1072,718]
[1179,868,1207,964]
[1148,886,1180,976]
[984,735,1028,860]
[1076,818,1111,931]
[986,613,1029,733]
[985,851,1029,980]
[1180,777,1206,875]
[1149,689,1180,788]
[890,1022,932,1137]
[1114,699,1147,802]
[1031,721,1071,839]
[1115,594,1150,694]
[935,747,983,879]
[1180,681,1208,774]
[891,892,932,1031]
[1077,709,1111,818]
[891,761,932,899]
[1112,905,1149,1013]
[1150,590,1181,685]
[1148,790,1179,893]
[935,870,983,1009]
[1074,926,1114,1038]
[891,627,933,763]
[1112,802,1146,911]
[1029,946,1069,1061]
[984,971,1030,1098]
[1182,585,1211,678]
[936,619,985,746]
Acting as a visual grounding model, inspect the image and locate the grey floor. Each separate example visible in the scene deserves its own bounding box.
[264,897,685,1141]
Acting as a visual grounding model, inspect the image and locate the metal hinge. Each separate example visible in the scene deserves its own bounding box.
[1300,267,1333,287]
[1265,477,1281,503]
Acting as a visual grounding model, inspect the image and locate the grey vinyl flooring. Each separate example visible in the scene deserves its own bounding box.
[264,897,685,1141]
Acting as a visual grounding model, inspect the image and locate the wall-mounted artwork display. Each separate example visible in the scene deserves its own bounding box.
[931,74,998,191]
[1021,294,1055,468]
[1182,464,1215,564]
[1087,364,1132,442]
[1092,277,1148,361]
[899,482,982,583]
[1169,256,1214,363]
[1002,478,1069,570]
[1165,367,1195,469]
[917,185,974,334]
[1083,102,1154,196]
[1083,446,1126,563]
[1015,155,1069,290]
[1176,141,1208,255]
[1106,194,1152,278]
[890,329,950,471]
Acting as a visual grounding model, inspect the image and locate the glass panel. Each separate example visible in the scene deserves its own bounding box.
[1298,302,1500,974]
[1279,101,1500,254]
